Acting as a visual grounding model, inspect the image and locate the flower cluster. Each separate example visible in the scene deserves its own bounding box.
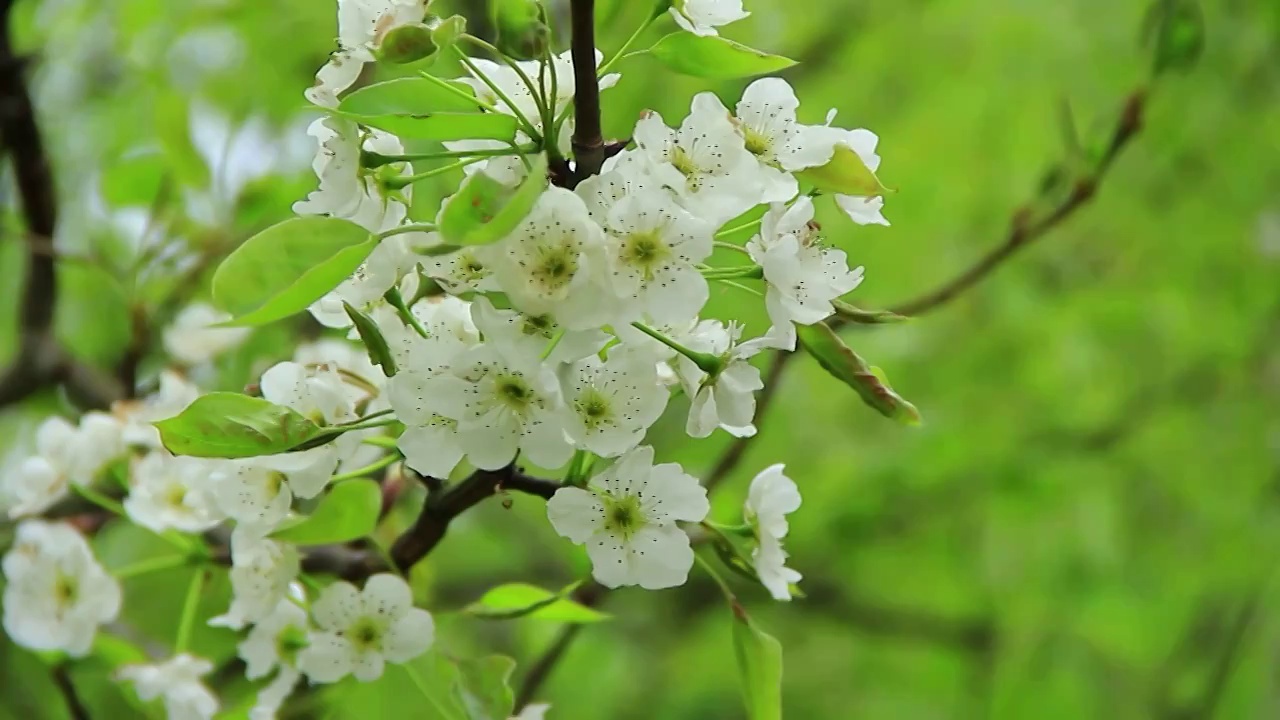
[1,0,893,716]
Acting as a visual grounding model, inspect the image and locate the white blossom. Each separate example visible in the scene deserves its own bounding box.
[744,464,802,600]
[119,654,220,720]
[669,0,749,36]
[3,413,124,518]
[163,303,251,366]
[115,370,201,448]
[306,0,427,107]
[1,520,121,656]
[747,197,864,348]
[826,126,890,226]
[124,451,226,534]
[297,573,435,683]
[559,348,669,457]
[238,597,308,720]
[728,78,837,202]
[292,116,409,232]
[209,528,300,630]
[460,49,620,135]
[547,446,709,589]
[673,321,787,438]
[309,236,418,328]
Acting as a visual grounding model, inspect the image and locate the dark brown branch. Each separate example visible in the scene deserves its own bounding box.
[890,90,1146,317]
[568,0,603,182]
[50,664,90,720]
[299,467,561,581]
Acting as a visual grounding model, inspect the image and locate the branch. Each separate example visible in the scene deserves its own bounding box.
[298,467,561,581]
[50,664,90,720]
[568,0,603,182]
[889,89,1146,317]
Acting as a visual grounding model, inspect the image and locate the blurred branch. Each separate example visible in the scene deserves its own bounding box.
[890,89,1147,317]
[50,664,90,720]
[804,579,995,653]
[0,0,124,410]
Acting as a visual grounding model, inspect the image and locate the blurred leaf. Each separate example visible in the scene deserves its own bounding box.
[155,392,323,458]
[452,656,517,720]
[154,92,209,189]
[439,155,547,246]
[731,605,783,720]
[339,78,484,115]
[54,263,131,366]
[1142,0,1205,75]
[100,150,166,207]
[272,479,381,545]
[797,143,889,198]
[464,582,610,623]
[795,321,921,425]
[89,635,148,667]
[211,216,374,326]
[646,32,796,78]
[339,111,520,143]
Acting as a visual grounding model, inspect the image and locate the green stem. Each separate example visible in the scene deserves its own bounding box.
[330,417,399,434]
[630,323,722,376]
[174,569,207,654]
[563,449,592,487]
[417,70,506,115]
[383,158,488,190]
[454,47,542,140]
[713,240,751,255]
[700,265,764,280]
[539,328,566,360]
[384,287,429,338]
[714,278,764,298]
[71,483,126,517]
[112,554,191,580]
[377,223,438,240]
[363,145,532,168]
[362,435,401,450]
[597,15,654,77]
[463,34,549,120]
[331,453,401,484]
[715,218,763,240]
[694,552,737,603]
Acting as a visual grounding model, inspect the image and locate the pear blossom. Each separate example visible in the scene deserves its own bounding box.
[672,321,787,438]
[669,0,749,36]
[293,116,409,232]
[626,95,765,225]
[547,446,709,589]
[124,451,226,533]
[3,413,124,518]
[724,78,839,202]
[747,197,864,348]
[827,127,890,226]
[238,597,308,719]
[209,529,300,629]
[305,0,428,107]
[115,369,200,448]
[459,49,620,133]
[1,520,121,656]
[489,187,617,330]
[559,348,669,457]
[744,464,802,600]
[297,573,435,683]
[471,296,609,366]
[163,302,251,366]
[119,654,219,720]
[594,187,714,324]
[309,236,418,328]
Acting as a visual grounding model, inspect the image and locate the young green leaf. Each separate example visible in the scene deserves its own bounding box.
[339,111,520,143]
[211,216,376,327]
[731,604,784,720]
[271,479,381,545]
[439,154,548,246]
[831,299,909,324]
[464,583,610,623]
[338,78,483,115]
[154,393,324,458]
[647,32,797,79]
[795,322,922,425]
[343,302,399,377]
[431,14,468,50]
[797,143,890,198]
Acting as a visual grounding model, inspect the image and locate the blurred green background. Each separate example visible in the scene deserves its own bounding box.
[2,0,1279,717]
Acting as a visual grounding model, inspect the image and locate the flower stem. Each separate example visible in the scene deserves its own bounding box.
[693,552,738,603]
[713,278,764,298]
[715,217,763,240]
[700,265,764,280]
[453,47,542,140]
[383,158,488,190]
[563,449,593,487]
[174,568,207,654]
[331,453,401,484]
[363,145,533,168]
[377,223,437,239]
[597,14,654,77]
[71,482,125,517]
[713,240,751,255]
[629,323,722,376]
[539,327,566,360]
[111,554,190,581]
[384,286,429,338]
[416,70,505,115]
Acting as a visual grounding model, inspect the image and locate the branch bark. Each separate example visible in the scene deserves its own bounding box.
[568,0,603,182]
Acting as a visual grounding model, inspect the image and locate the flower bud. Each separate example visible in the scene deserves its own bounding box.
[376,22,438,65]
[491,0,549,60]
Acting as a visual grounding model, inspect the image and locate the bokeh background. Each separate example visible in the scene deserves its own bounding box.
[2,0,1279,717]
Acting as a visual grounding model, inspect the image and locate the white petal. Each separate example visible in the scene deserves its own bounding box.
[311,581,362,631]
[382,608,435,663]
[546,488,604,544]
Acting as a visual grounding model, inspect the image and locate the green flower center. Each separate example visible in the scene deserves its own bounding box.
[345,616,386,653]
[162,482,187,509]
[494,374,536,414]
[521,314,555,339]
[54,573,79,606]
[671,145,698,178]
[622,230,672,280]
[531,243,579,293]
[574,388,613,429]
[743,126,771,157]
[275,625,310,666]
[602,494,644,538]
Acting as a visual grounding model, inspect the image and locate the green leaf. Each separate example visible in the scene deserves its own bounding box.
[464,583,610,623]
[731,605,784,720]
[100,150,167,207]
[831,299,909,324]
[343,302,398,377]
[439,154,548,246]
[155,392,324,458]
[211,216,375,326]
[796,321,922,425]
[339,78,484,116]
[647,32,796,79]
[451,656,516,720]
[797,143,890,198]
[340,111,520,143]
[271,479,381,545]
[377,23,439,64]
[431,14,468,50]
[1142,0,1205,75]
[155,92,210,189]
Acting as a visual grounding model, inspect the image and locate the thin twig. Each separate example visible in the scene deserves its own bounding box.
[568,0,603,182]
[50,664,90,720]
[890,90,1146,317]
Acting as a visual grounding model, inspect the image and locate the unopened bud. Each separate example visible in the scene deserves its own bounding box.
[377,22,438,64]
[491,0,549,60]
